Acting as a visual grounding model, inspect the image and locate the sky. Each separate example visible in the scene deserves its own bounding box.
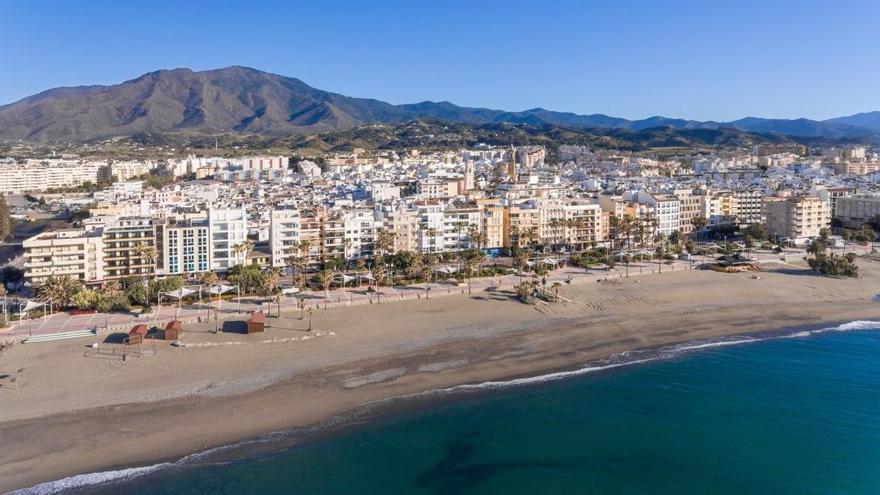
[2,0,879,121]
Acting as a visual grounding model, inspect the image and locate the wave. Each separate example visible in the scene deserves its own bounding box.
[8,464,171,495]
[13,319,880,494]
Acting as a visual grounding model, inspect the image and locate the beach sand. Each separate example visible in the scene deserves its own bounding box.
[2,259,880,492]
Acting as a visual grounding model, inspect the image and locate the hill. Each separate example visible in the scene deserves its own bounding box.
[0,66,877,142]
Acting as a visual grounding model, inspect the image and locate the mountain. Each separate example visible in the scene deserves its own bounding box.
[0,66,877,142]
[824,111,880,132]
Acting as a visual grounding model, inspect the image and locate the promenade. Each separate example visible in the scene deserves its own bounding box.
[3,250,797,339]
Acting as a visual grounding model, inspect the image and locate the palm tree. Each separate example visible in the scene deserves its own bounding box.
[299,239,313,266]
[464,249,486,294]
[36,275,82,310]
[198,271,219,286]
[509,225,521,254]
[316,268,334,301]
[548,218,562,251]
[467,224,487,251]
[655,241,665,274]
[420,254,438,299]
[523,226,539,253]
[514,250,529,282]
[133,241,158,308]
[103,278,122,295]
[371,259,386,294]
[285,253,303,288]
[233,239,254,266]
[262,268,281,314]
[691,216,709,242]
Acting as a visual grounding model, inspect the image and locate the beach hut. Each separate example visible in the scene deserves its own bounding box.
[247,311,266,334]
[164,320,183,341]
[127,324,148,345]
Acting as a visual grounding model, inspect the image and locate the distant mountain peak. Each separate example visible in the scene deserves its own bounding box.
[0,66,877,142]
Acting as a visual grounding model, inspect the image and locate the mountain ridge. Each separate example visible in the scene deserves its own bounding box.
[0,66,878,142]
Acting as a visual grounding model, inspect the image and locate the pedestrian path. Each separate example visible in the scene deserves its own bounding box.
[4,259,701,338]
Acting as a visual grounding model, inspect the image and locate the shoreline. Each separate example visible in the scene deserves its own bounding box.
[4,262,880,493]
[13,318,880,495]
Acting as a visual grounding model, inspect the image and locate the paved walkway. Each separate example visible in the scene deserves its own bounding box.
[3,250,803,338]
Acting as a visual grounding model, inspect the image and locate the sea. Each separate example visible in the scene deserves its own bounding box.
[15,321,880,495]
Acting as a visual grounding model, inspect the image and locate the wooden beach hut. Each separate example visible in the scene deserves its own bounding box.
[247,311,266,334]
[164,320,183,341]
[127,324,148,345]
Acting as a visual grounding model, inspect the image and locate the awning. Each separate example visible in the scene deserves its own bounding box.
[20,300,45,312]
[164,287,196,299]
[205,284,236,295]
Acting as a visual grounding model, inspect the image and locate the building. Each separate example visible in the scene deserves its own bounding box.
[159,217,210,276]
[209,207,248,271]
[102,217,158,280]
[831,162,880,176]
[835,195,880,228]
[269,206,301,267]
[23,229,105,286]
[763,196,830,241]
[732,189,765,226]
[0,160,107,193]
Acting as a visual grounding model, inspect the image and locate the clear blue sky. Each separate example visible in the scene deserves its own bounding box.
[2,0,879,121]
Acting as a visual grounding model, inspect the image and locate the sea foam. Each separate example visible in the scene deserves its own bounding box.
[9,464,171,495]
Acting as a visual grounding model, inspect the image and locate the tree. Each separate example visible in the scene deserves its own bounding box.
[690,216,709,242]
[867,215,880,233]
[316,268,334,300]
[198,271,219,287]
[133,242,158,308]
[743,223,769,242]
[464,249,486,294]
[262,268,281,311]
[233,239,254,265]
[514,250,529,273]
[514,280,537,304]
[420,254,438,299]
[805,233,858,277]
[227,263,266,294]
[36,275,82,310]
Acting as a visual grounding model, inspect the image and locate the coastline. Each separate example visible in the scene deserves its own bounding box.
[3,261,880,493]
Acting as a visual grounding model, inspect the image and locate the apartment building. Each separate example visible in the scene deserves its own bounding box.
[269,206,301,267]
[831,162,880,176]
[732,189,765,226]
[416,203,446,253]
[102,217,159,280]
[159,217,210,276]
[674,189,709,234]
[209,207,248,271]
[23,229,105,286]
[835,195,880,228]
[0,160,107,193]
[763,196,830,241]
[443,207,481,251]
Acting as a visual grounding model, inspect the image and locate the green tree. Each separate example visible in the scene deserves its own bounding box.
[464,248,486,294]
[36,275,82,310]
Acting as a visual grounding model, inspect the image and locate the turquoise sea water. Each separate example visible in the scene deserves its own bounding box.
[31,322,880,495]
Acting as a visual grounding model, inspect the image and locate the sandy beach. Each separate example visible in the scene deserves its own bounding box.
[2,259,880,493]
